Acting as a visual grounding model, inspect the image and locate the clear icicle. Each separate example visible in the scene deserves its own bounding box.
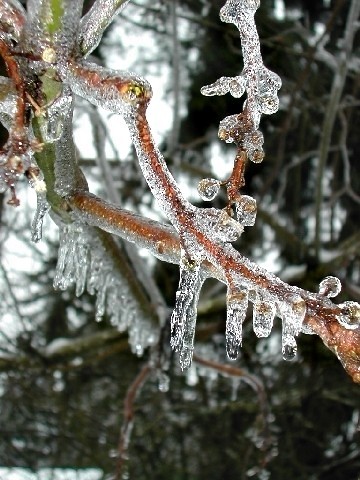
[170,255,201,354]
[253,298,275,338]
[40,87,73,143]
[278,294,306,361]
[31,181,49,243]
[226,287,249,360]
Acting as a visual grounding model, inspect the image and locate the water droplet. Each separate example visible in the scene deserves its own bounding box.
[282,334,297,361]
[197,178,221,201]
[319,276,341,298]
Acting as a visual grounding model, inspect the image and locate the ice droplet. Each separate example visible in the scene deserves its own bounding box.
[253,299,275,338]
[282,333,297,361]
[197,178,221,201]
[226,288,249,360]
[235,195,257,226]
[336,301,360,330]
[318,276,341,298]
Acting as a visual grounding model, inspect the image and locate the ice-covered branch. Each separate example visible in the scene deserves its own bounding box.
[79,0,131,56]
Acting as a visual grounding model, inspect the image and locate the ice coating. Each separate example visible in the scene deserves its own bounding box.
[79,0,131,56]
[22,0,83,58]
[226,287,249,359]
[60,60,152,119]
[54,222,158,354]
[0,0,26,40]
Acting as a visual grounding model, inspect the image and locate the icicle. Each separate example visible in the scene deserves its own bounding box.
[235,195,257,226]
[318,276,341,298]
[170,255,201,354]
[278,294,306,361]
[30,177,49,243]
[226,287,249,360]
[197,178,221,201]
[253,296,275,338]
[336,301,360,330]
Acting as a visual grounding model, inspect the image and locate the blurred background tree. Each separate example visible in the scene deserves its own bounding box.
[0,0,359,479]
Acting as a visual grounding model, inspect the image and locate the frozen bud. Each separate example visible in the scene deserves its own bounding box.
[197,178,221,201]
[257,94,279,115]
[336,301,360,330]
[42,47,56,63]
[282,334,297,361]
[235,195,257,226]
[318,276,341,298]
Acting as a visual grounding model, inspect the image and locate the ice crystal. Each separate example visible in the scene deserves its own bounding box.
[226,287,249,360]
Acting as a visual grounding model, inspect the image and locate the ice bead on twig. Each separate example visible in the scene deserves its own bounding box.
[170,254,201,354]
[336,301,360,330]
[318,276,341,298]
[235,195,257,226]
[253,294,275,338]
[226,286,249,360]
[197,178,221,201]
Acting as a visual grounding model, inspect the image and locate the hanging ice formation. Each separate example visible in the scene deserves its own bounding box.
[54,221,158,355]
